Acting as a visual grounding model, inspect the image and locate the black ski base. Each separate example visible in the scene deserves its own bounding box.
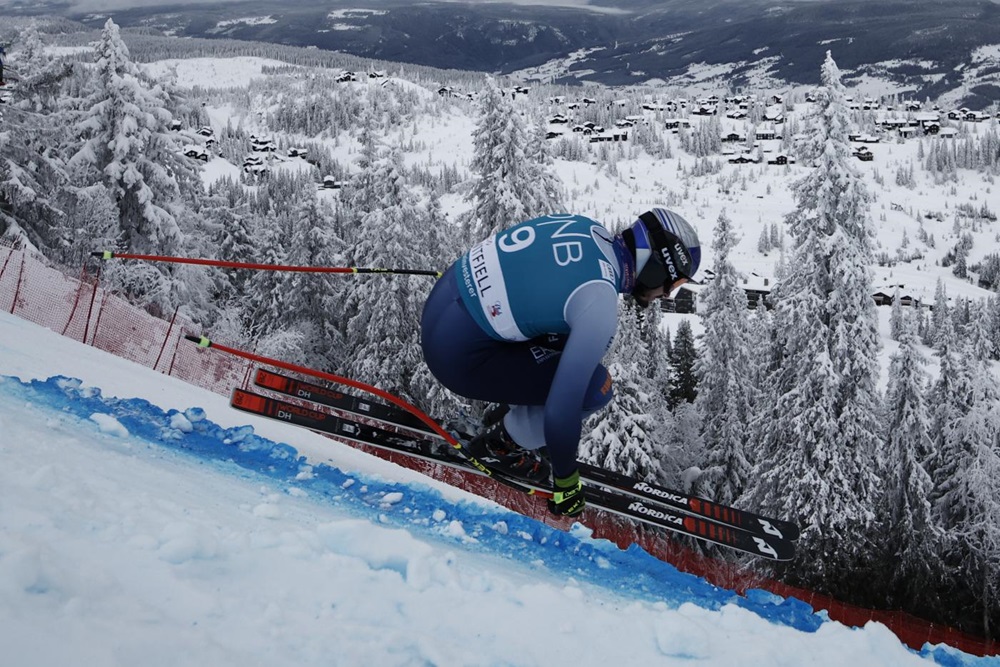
[230,382,796,561]
[253,368,799,542]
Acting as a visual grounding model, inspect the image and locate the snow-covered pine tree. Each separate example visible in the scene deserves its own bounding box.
[926,312,969,483]
[931,347,1000,638]
[987,293,1000,361]
[640,299,673,407]
[282,195,346,370]
[0,23,71,254]
[340,148,430,402]
[748,52,882,597]
[523,110,566,216]
[580,300,661,481]
[464,77,563,241]
[344,104,382,220]
[880,323,941,612]
[68,19,196,314]
[243,214,291,342]
[927,278,951,348]
[407,192,464,418]
[888,288,907,341]
[668,319,698,407]
[964,299,995,362]
[693,210,753,506]
[757,226,771,254]
[207,179,256,307]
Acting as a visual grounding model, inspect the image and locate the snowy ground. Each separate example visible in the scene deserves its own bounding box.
[0,313,994,667]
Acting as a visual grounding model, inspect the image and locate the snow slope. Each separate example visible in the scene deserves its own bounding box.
[0,313,993,667]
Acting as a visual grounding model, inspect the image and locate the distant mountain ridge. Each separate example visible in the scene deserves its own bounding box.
[14,0,1000,106]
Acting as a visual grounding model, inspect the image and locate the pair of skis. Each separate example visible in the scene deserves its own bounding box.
[229,368,799,561]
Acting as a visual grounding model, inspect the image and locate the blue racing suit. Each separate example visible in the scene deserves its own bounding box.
[421,214,636,479]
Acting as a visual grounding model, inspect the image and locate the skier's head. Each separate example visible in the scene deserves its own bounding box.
[622,208,701,307]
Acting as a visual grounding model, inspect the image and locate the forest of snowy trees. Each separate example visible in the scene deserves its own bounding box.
[2,19,1000,639]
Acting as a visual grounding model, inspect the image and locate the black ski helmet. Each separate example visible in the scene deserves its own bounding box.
[622,208,701,295]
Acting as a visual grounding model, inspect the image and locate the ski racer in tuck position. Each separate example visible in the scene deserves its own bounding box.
[420,208,702,518]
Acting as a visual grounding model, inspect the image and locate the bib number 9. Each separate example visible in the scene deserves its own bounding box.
[498,226,535,253]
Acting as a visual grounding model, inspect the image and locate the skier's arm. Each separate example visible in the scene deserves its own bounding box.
[543,282,619,479]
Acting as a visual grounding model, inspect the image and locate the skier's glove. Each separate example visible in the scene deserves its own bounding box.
[547,470,585,517]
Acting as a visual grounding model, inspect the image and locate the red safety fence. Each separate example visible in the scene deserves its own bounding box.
[0,239,995,657]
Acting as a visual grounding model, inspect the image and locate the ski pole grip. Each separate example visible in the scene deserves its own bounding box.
[184,335,212,348]
[91,250,114,260]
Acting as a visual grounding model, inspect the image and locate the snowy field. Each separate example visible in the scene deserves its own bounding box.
[0,313,993,666]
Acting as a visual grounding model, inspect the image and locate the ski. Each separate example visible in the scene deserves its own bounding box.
[230,385,795,561]
[253,367,799,542]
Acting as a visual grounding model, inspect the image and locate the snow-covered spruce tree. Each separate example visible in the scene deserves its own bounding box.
[987,293,1000,361]
[339,148,430,403]
[927,278,951,348]
[580,300,662,482]
[68,19,196,314]
[931,348,1000,638]
[243,212,292,342]
[0,23,72,254]
[692,210,753,507]
[879,322,941,614]
[343,103,382,219]
[926,312,969,486]
[463,77,563,241]
[197,182,259,344]
[964,299,996,363]
[523,111,566,218]
[668,319,698,407]
[748,52,883,599]
[640,301,674,410]
[888,288,908,341]
[408,192,465,418]
[281,195,347,370]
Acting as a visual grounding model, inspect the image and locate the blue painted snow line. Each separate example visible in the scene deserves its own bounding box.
[0,373,859,638]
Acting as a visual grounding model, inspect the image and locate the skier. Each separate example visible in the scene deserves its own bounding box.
[420,208,701,517]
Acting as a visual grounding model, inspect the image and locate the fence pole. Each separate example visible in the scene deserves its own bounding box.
[153,306,179,372]
[10,249,26,315]
[82,261,103,346]
[61,264,92,338]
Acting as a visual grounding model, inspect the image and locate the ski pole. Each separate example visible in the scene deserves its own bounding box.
[92,251,442,277]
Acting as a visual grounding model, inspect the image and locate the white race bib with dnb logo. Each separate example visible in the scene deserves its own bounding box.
[467,236,528,341]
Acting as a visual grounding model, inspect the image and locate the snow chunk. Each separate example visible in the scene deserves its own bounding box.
[168,411,193,433]
[89,413,129,437]
[380,492,404,506]
[443,520,477,543]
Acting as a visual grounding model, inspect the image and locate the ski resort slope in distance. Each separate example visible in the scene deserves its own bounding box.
[0,314,994,667]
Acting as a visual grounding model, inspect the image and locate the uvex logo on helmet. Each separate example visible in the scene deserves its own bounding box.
[659,247,680,281]
[672,242,690,268]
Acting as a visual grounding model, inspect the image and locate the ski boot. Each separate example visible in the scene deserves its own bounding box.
[465,420,550,485]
